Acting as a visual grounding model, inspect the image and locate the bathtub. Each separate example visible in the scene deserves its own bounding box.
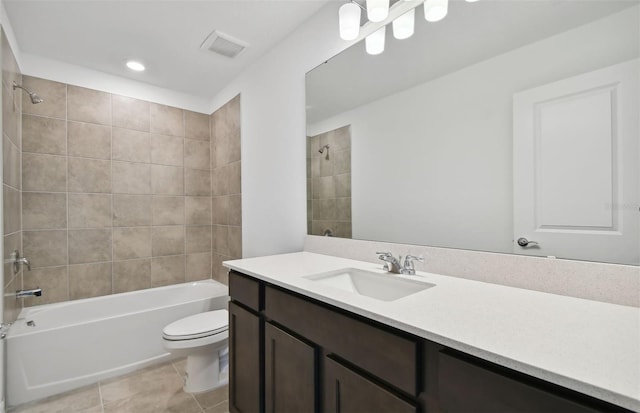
[6,279,228,407]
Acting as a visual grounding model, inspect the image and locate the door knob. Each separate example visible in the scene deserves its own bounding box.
[517,237,538,247]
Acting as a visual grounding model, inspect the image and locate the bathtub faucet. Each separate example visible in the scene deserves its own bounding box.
[12,250,31,273]
[16,288,42,298]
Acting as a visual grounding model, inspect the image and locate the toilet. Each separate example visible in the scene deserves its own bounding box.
[162,310,229,393]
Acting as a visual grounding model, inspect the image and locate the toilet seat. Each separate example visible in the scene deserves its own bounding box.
[163,310,228,341]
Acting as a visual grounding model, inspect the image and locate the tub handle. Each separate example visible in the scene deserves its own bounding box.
[12,250,31,273]
[0,323,10,340]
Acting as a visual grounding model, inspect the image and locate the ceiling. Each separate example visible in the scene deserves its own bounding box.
[306,0,639,123]
[4,0,329,100]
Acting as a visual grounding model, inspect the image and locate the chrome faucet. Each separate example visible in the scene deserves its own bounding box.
[12,250,31,273]
[16,288,42,298]
[377,252,424,275]
[376,252,403,274]
[401,255,424,275]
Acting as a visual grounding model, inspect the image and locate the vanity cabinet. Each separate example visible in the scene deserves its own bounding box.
[228,270,631,413]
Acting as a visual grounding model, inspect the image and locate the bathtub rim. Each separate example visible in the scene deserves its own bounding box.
[8,279,229,338]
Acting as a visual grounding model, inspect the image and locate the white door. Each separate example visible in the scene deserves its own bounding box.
[513,59,639,265]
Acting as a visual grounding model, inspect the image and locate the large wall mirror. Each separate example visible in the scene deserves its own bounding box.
[306,0,639,265]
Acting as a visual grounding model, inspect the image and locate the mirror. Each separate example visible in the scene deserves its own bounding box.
[306,0,639,265]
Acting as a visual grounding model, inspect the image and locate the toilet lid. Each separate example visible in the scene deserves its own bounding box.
[163,310,228,340]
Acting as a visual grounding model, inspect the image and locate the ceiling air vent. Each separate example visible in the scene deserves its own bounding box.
[200,30,248,59]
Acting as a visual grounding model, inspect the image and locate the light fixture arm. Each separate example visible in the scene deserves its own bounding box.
[350,0,366,11]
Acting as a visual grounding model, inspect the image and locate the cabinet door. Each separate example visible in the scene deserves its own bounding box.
[229,301,261,413]
[265,322,316,413]
[324,357,416,413]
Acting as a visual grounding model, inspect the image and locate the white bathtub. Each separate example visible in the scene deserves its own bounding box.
[6,280,228,407]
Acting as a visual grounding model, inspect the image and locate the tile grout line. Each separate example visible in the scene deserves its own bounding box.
[110,92,115,295]
[97,381,105,413]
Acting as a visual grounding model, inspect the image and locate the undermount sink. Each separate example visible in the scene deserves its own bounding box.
[304,268,435,302]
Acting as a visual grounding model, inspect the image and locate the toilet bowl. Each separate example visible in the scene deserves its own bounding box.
[162,310,229,393]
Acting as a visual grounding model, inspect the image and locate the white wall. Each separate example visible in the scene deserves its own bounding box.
[19,54,212,113]
[308,7,639,254]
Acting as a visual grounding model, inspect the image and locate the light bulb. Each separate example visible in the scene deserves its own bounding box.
[465,0,479,2]
[366,0,389,22]
[339,2,361,40]
[392,8,415,40]
[365,25,386,55]
[424,0,448,22]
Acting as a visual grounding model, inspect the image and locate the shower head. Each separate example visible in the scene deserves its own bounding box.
[13,82,44,104]
[319,144,330,154]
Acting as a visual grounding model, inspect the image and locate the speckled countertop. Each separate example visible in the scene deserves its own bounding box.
[224,252,640,411]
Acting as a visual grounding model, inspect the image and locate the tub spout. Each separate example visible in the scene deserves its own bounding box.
[16,288,42,298]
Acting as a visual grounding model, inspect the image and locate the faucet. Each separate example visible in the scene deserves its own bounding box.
[376,252,403,274]
[12,250,31,273]
[377,252,424,275]
[16,288,42,298]
[401,255,424,275]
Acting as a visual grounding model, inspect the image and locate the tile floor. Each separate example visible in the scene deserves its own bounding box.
[9,359,229,413]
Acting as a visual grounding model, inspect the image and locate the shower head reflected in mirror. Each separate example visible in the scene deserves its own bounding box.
[13,82,44,104]
[319,144,330,159]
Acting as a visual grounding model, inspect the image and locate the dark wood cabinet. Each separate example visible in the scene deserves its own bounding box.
[228,270,631,413]
[323,357,416,413]
[265,322,317,413]
[229,301,261,413]
[437,351,603,413]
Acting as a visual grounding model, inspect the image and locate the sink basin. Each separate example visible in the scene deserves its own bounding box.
[304,268,435,302]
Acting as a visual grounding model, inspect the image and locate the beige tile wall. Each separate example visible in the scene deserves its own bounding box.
[18,77,242,305]
[211,95,242,283]
[308,125,351,238]
[2,29,23,322]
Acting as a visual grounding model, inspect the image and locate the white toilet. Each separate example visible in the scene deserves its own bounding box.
[162,310,229,393]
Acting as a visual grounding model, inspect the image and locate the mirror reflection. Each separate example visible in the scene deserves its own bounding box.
[306,0,639,265]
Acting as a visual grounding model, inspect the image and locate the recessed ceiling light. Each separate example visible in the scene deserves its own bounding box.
[126,60,145,71]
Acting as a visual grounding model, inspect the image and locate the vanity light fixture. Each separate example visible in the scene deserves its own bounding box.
[366,25,386,55]
[126,60,145,72]
[424,0,448,22]
[342,0,474,54]
[366,0,390,22]
[339,1,362,40]
[392,8,415,39]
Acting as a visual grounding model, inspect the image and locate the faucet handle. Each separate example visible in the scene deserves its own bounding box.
[404,255,424,264]
[402,255,424,275]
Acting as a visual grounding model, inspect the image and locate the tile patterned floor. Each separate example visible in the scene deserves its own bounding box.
[9,359,229,413]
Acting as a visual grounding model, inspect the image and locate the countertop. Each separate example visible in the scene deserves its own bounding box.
[223,252,640,411]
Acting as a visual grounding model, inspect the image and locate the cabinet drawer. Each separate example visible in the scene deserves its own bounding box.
[265,286,418,395]
[229,271,261,311]
[438,351,603,413]
[324,357,416,413]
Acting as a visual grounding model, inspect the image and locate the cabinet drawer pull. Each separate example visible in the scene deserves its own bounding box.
[336,379,341,413]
